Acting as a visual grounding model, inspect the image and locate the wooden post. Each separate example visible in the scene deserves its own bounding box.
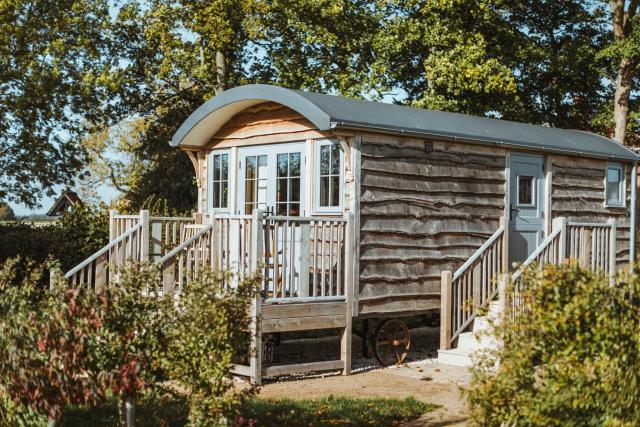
[500,216,509,273]
[552,217,567,263]
[498,274,509,318]
[341,213,354,376]
[151,222,162,261]
[139,210,150,262]
[249,209,264,385]
[608,218,617,278]
[440,270,453,350]
[194,212,203,225]
[94,251,109,291]
[109,209,119,242]
[162,260,175,298]
[299,223,310,298]
[472,263,481,309]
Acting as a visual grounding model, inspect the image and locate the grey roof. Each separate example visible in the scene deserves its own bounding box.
[171,84,638,161]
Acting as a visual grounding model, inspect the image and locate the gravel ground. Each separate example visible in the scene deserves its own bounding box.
[256,324,471,425]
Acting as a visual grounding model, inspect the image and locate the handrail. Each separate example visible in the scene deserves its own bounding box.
[510,226,562,283]
[65,224,143,279]
[159,223,214,265]
[453,225,505,282]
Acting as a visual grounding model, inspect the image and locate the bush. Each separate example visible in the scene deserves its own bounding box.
[467,264,640,426]
[0,204,108,286]
[0,260,259,426]
[163,271,259,426]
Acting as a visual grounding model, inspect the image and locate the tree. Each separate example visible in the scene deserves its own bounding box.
[0,203,15,221]
[606,0,640,144]
[0,0,114,208]
[370,0,518,114]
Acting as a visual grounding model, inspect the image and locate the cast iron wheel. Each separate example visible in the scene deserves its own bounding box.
[373,318,411,366]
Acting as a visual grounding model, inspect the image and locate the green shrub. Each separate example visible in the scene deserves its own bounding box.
[467,263,640,426]
[0,204,108,285]
[163,271,259,426]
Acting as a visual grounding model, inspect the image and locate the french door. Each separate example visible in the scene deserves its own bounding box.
[238,143,306,216]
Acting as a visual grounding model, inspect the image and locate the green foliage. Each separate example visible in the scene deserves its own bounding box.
[0,261,110,423]
[241,395,435,427]
[467,264,640,426]
[0,202,15,220]
[163,271,259,426]
[59,394,434,427]
[0,203,108,285]
[0,0,114,207]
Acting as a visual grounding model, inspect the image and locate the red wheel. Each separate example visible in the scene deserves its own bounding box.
[373,319,411,366]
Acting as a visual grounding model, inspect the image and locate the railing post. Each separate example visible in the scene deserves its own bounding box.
[162,260,175,298]
[500,216,509,273]
[440,270,453,350]
[109,209,119,242]
[249,209,264,385]
[608,218,617,278]
[139,210,150,262]
[498,274,509,316]
[341,213,354,376]
[552,217,567,263]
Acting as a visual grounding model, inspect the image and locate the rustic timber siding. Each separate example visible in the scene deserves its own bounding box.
[358,135,506,315]
[551,155,632,264]
[207,101,326,149]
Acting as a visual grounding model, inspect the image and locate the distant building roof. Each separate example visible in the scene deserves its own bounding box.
[171,84,638,161]
[46,191,83,217]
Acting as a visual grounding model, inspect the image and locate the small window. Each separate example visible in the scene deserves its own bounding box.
[210,152,229,210]
[315,140,343,212]
[517,175,534,206]
[605,163,625,207]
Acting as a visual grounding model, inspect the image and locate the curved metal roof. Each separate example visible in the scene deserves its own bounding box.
[171,84,638,161]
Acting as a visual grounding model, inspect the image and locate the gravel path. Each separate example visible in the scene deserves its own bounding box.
[257,325,471,425]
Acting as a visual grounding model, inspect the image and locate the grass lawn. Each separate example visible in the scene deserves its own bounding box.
[60,393,435,426]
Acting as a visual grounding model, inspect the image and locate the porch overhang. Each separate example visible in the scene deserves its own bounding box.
[170,85,333,148]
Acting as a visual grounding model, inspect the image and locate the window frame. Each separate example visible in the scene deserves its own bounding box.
[604,162,626,208]
[516,174,536,207]
[208,149,231,213]
[314,139,344,214]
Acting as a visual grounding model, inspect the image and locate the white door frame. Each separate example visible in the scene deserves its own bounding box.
[237,142,307,216]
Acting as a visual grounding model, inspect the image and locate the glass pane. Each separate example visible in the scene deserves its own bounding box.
[257,179,267,203]
[245,180,255,204]
[245,203,253,215]
[518,175,534,205]
[290,152,301,176]
[330,144,340,175]
[257,155,268,179]
[213,155,221,181]
[607,182,621,203]
[320,177,330,206]
[330,176,340,206]
[277,178,288,202]
[290,203,300,216]
[290,178,300,202]
[221,182,228,208]
[276,203,287,215]
[608,167,621,183]
[320,145,330,175]
[213,182,220,208]
[246,156,256,180]
[220,154,228,180]
[277,154,288,178]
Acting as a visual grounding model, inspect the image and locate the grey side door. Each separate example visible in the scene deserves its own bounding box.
[509,154,545,264]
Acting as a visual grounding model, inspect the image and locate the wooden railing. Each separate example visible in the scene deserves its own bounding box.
[262,215,348,302]
[506,218,617,319]
[64,223,145,289]
[440,218,507,349]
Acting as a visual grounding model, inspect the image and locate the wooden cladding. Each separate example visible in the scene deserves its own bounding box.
[208,102,327,148]
[358,135,506,315]
[551,155,631,264]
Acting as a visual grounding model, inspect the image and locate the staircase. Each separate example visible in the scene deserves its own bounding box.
[438,216,618,368]
[437,300,501,367]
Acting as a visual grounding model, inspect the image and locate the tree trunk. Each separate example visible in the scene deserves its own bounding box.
[613,57,635,145]
[119,395,136,427]
[216,50,226,95]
